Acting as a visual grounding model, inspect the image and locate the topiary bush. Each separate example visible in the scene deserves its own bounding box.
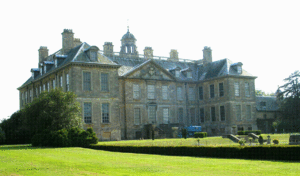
[194,132,207,138]
[258,135,264,145]
[182,128,187,139]
[273,139,279,145]
[238,131,245,135]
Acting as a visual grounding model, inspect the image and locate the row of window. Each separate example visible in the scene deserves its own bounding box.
[83,72,109,91]
[21,74,69,106]
[83,102,110,124]
[133,82,250,101]
[132,105,252,125]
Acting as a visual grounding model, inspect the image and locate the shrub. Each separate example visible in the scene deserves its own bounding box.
[152,130,155,140]
[238,139,246,146]
[273,139,279,145]
[238,131,245,135]
[51,129,70,147]
[258,135,264,145]
[182,128,187,139]
[194,132,207,138]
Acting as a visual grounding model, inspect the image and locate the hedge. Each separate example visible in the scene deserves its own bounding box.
[237,130,261,135]
[194,132,207,138]
[88,145,300,161]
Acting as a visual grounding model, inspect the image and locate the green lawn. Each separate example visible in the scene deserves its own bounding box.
[0,144,299,176]
[96,134,291,147]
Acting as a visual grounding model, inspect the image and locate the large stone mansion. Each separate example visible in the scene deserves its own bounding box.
[18,29,258,140]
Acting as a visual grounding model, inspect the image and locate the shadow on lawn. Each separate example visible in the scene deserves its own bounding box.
[0,144,59,151]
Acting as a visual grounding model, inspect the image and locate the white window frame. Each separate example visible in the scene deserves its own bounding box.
[53,80,56,89]
[234,82,240,96]
[43,84,46,91]
[40,67,42,75]
[44,65,47,73]
[237,66,242,74]
[162,85,168,100]
[60,76,63,88]
[83,72,91,91]
[47,82,50,91]
[175,70,180,77]
[54,59,57,68]
[90,51,97,61]
[101,73,109,92]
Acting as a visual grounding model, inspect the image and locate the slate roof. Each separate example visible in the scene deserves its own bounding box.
[19,42,118,89]
[256,96,279,111]
[108,56,255,81]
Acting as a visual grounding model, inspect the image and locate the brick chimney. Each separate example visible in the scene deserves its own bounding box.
[38,46,48,64]
[62,29,74,55]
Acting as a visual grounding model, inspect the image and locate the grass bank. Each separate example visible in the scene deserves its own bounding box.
[0,145,299,176]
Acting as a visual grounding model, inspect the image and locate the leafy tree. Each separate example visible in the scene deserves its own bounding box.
[0,89,82,144]
[0,127,5,144]
[23,88,82,135]
[277,71,300,132]
[255,90,275,96]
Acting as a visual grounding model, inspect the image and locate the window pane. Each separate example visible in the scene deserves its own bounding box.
[133,84,140,99]
[177,87,182,100]
[148,105,156,123]
[162,86,168,100]
[189,87,195,100]
[102,103,109,123]
[236,105,241,121]
[163,108,169,124]
[84,102,92,124]
[53,80,56,89]
[210,85,214,98]
[101,73,108,91]
[219,83,224,97]
[147,85,155,99]
[220,106,225,121]
[83,72,91,91]
[60,76,63,88]
[199,86,203,100]
[245,82,250,97]
[134,108,140,125]
[234,82,240,96]
[211,107,216,121]
[66,74,69,91]
[246,105,251,120]
[178,108,183,123]
[190,108,195,125]
[200,108,205,123]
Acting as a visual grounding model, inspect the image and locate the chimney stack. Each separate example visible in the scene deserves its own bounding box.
[103,42,114,57]
[62,29,74,55]
[203,46,212,65]
[144,47,153,59]
[38,46,48,64]
[73,38,82,47]
[168,49,179,61]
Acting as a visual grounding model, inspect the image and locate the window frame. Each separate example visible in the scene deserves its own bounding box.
[177,86,183,100]
[189,87,195,100]
[66,73,69,91]
[245,82,250,97]
[133,84,140,99]
[163,108,169,124]
[199,108,205,123]
[162,85,168,100]
[234,82,240,96]
[236,105,241,121]
[219,82,224,97]
[147,85,155,100]
[211,106,216,122]
[178,107,184,123]
[199,86,203,100]
[148,105,156,123]
[246,105,251,120]
[83,102,92,124]
[134,108,141,125]
[102,103,110,123]
[210,84,215,98]
[100,73,109,92]
[220,105,225,121]
[83,72,91,91]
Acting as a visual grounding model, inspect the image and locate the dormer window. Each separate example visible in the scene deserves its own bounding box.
[237,66,242,74]
[90,51,97,61]
[40,67,42,75]
[187,72,192,78]
[44,65,47,73]
[175,70,180,77]
[55,59,57,68]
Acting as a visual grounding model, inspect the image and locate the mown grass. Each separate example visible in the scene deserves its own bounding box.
[96,134,291,146]
[0,144,300,176]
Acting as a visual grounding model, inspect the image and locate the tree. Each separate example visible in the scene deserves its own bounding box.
[255,90,275,96]
[277,71,300,132]
[0,127,5,144]
[0,89,82,144]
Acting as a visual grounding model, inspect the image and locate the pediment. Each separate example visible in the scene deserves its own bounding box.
[125,60,175,80]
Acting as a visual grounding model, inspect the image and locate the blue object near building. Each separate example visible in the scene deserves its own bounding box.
[178,126,202,138]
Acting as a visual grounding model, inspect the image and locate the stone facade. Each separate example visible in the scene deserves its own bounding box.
[18,29,258,141]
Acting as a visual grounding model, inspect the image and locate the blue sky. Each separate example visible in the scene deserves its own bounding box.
[1,0,300,121]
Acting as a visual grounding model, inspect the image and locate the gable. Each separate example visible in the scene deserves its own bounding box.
[125,61,174,80]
